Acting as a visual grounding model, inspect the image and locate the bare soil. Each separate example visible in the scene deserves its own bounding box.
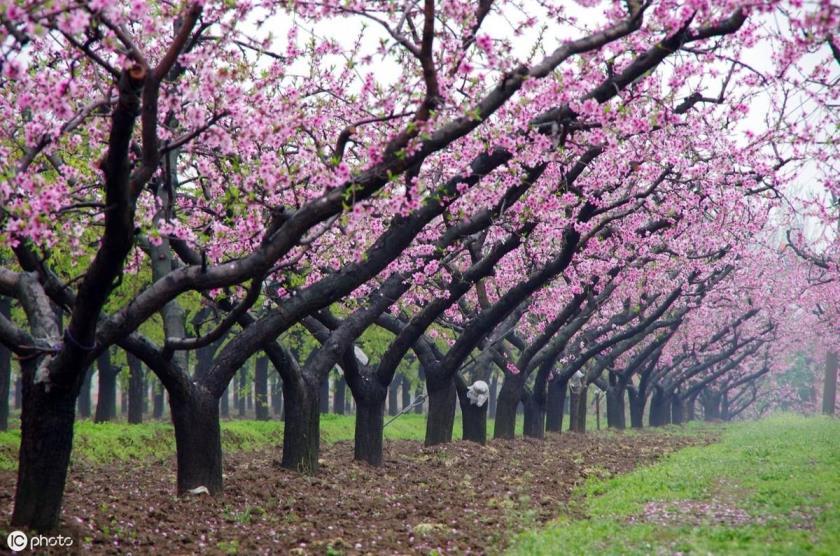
[0,430,711,555]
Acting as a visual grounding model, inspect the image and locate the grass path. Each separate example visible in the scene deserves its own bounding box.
[508,414,840,555]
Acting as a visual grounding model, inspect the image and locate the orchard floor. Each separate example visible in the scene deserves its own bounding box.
[1,426,708,554]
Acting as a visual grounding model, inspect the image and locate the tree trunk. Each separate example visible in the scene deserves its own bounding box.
[702,391,721,421]
[153,381,164,419]
[237,367,246,417]
[333,375,346,415]
[247,372,253,411]
[12,357,79,531]
[319,373,330,414]
[254,356,270,421]
[15,376,22,410]
[272,375,283,416]
[424,377,456,446]
[671,395,685,425]
[568,385,588,433]
[522,391,545,440]
[94,352,118,423]
[281,377,321,473]
[401,375,411,410]
[457,382,488,445]
[414,366,425,415]
[77,366,93,419]
[493,374,523,440]
[354,399,385,465]
[823,351,838,416]
[414,385,424,414]
[649,388,663,426]
[545,377,567,433]
[127,353,144,424]
[720,390,730,421]
[488,375,498,419]
[220,385,230,418]
[387,378,399,416]
[685,393,698,421]
[606,377,626,430]
[121,385,128,416]
[649,387,672,426]
[0,296,10,430]
[148,174,189,421]
[628,388,646,428]
[170,388,223,495]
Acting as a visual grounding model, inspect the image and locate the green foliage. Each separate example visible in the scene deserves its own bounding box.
[508,415,840,555]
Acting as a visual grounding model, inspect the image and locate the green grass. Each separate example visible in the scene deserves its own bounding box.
[508,414,840,555]
[0,412,529,470]
[0,413,430,470]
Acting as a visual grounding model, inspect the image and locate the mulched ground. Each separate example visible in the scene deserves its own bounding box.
[0,430,712,555]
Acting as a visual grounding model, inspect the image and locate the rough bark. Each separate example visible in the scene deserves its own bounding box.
[153,379,165,419]
[220,385,229,417]
[671,394,685,425]
[425,378,456,446]
[522,391,545,439]
[494,373,524,440]
[319,373,330,414]
[11,359,80,531]
[720,390,730,421]
[254,356,270,420]
[121,386,128,416]
[272,375,283,416]
[649,386,672,426]
[628,387,646,428]
[94,350,119,423]
[414,385,424,414]
[127,352,144,424]
[388,378,400,416]
[685,392,698,421]
[281,376,321,473]
[77,366,93,419]
[545,377,567,433]
[331,375,345,414]
[606,377,627,430]
[354,399,386,465]
[14,376,22,409]
[237,367,246,417]
[457,379,488,444]
[568,384,588,433]
[414,366,426,414]
[170,388,223,495]
[247,374,253,411]
[702,390,721,421]
[401,375,411,410]
[823,351,838,416]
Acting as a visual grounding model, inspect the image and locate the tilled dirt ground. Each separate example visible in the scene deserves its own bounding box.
[1,430,711,555]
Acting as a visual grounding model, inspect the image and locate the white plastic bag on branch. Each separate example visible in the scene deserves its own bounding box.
[569,370,585,394]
